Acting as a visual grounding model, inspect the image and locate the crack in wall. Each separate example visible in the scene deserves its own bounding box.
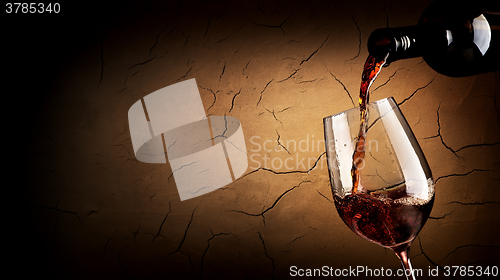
[211,115,229,140]
[278,107,291,113]
[427,138,500,156]
[152,201,172,243]
[299,34,330,66]
[149,24,170,56]
[242,152,325,178]
[229,88,242,112]
[258,231,275,279]
[454,142,500,153]
[442,244,500,261]
[252,13,292,35]
[446,201,500,206]
[383,1,390,28]
[287,234,306,245]
[277,68,301,83]
[372,67,406,93]
[166,137,179,154]
[428,211,453,219]
[218,61,226,87]
[149,1,180,54]
[257,79,274,107]
[243,60,251,77]
[216,36,229,44]
[434,169,491,183]
[326,66,355,106]
[132,223,154,241]
[297,79,317,84]
[165,205,199,258]
[435,169,490,184]
[424,102,458,156]
[346,13,361,62]
[171,161,199,175]
[264,108,284,126]
[200,86,218,112]
[397,75,436,106]
[275,130,291,154]
[316,188,333,203]
[181,31,190,46]
[129,56,157,70]
[99,235,113,258]
[231,180,311,226]
[416,237,451,278]
[326,0,335,12]
[204,11,212,38]
[178,66,193,81]
[117,242,131,277]
[200,229,237,279]
[255,2,267,18]
[149,193,157,201]
[37,204,87,229]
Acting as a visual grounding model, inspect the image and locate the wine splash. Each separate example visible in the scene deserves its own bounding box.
[351,54,388,194]
[334,183,434,250]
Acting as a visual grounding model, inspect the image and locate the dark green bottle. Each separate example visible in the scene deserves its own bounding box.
[368,0,500,77]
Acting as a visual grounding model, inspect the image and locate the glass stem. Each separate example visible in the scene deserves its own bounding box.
[394,246,416,280]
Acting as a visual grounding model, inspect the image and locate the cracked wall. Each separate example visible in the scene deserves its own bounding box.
[3,0,500,279]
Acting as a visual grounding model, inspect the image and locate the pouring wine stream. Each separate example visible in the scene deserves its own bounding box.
[353,53,417,280]
[351,54,388,194]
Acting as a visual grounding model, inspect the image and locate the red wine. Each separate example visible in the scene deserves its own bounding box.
[340,54,434,251]
[334,186,434,250]
[351,55,388,194]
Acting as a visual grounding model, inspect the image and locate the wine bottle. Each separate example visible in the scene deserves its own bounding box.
[367,0,500,77]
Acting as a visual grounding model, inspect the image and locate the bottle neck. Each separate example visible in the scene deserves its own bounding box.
[368,24,451,64]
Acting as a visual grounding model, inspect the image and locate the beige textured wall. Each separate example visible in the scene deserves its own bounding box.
[3,0,499,279]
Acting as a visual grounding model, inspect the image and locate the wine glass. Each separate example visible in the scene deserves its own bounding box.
[323,97,434,280]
